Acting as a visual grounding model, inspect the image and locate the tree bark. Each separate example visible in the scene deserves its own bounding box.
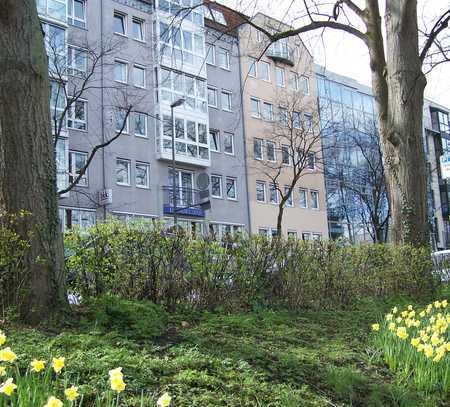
[0,1,68,323]
[366,0,428,246]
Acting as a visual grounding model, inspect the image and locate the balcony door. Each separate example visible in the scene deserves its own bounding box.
[169,169,194,207]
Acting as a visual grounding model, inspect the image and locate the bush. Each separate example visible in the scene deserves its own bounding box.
[84,296,168,340]
[65,219,437,312]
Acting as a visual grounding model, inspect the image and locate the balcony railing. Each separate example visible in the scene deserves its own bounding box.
[267,47,294,66]
[162,186,205,217]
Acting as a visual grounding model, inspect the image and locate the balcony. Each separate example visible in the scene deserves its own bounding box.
[162,186,205,217]
[267,44,294,66]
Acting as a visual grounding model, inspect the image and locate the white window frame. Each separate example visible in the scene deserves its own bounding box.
[312,233,322,241]
[221,90,232,112]
[67,98,87,131]
[257,61,270,82]
[208,86,218,108]
[116,158,131,186]
[276,67,285,87]
[248,57,257,77]
[254,138,263,160]
[135,161,150,189]
[115,109,129,134]
[284,186,293,207]
[69,150,88,187]
[266,141,276,162]
[211,174,223,198]
[307,152,316,170]
[290,71,299,90]
[281,144,291,165]
[304,113,313,131]
[251,97,261,118]
[134,112,147,138]
[256,181,266,203]
[132,17,145,42]
[262,102,273,121]
[133,64,146,88]
[299,188,308,208]
[269,183,279,204]
[287,230,297,239]
[68,0,87,28]
[302,75,310,95]
[206,44,216,65]
[67,45,87,76]
[209,129,220,152]
[302,232,312,241]
[114,59,128,83]
[223,132,234,155]
[310,190,319,210]
[226,177,237,200]
[217,47,230,70]
[113,11,127,36]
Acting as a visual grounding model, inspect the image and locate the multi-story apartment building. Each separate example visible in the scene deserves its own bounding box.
[316,65,450,248]
[37,0,249,236]
[232,11,329,239]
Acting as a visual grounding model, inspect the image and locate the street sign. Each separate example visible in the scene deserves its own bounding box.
[441,154,450,179]
[98,189,113,205]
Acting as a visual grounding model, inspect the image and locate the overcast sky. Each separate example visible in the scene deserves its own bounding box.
[220,0,450,107]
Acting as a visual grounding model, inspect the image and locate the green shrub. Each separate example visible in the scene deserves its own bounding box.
[85,296,168,340]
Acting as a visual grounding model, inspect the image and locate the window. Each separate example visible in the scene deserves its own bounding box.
[299,188,308,208]
[68,99,87,130]
[68,0,86,28]
[302,232,311,241]
[269,184,279,204]
[37,0,67,22]
[208,87,218,107]
[290,72,299,90]
[287,230,297,239]
[221,90,232,111]
[256,181,266,202]
[67,46,87,76]
[115,109,129,133]
[133,65,146,88]
[116,158,131,185]
[302,76,310,95]
[254,138,263,160]
[206,44,215,65]
[248,57,257,77]
[281,145,290,165]
[223,133,234,155]
[226,177,237,200]
[257,61,270,81]
[132,18,144,41]
[266,141,276,162]
[114,60,128,83]
[259,228,268,236]
[304,113,313,131]
[251,97,261,118]
[135,162,149,188]
[59,208,95,231]
[307,152,316,170]
[69,151,88,186]
[262,102,273,121]
[134,112,147,137]
[50,81,66,129]
[293,111,301,129]
[211,175,223,198]
[41,22,66,73]
[217,48,230,69]
[312,233,322,241]
[311,190,319,209]
[113,12,126,35]
[279,107,288,126]
[285,186,293,207]
[276,67,285,87]
[209,130,220,152]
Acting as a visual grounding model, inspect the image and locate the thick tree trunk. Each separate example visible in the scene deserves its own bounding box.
[276,202,285,236]
[366,0,428,246]
[0,1,68,323]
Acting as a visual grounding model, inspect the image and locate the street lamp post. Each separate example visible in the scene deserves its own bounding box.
[170,98,185,229]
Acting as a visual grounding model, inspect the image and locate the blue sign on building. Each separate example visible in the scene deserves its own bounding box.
[163,204,205,218]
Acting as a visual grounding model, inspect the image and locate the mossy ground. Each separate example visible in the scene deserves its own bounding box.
[4,296,448,406]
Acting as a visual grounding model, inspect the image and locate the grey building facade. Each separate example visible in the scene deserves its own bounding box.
[38,0,249,235]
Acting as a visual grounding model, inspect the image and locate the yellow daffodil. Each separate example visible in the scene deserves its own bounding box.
[431,334,441,346]
[446,342,450,351]
[411,337,420,347]
[417,343,425,352]
[0,378,17,396]
[388,322,396,331]
[424,344,433,358]
[408,310,415,318]
[110,376,126,393]
[426,304,432,314]
[157,392,172,407]
[442,299,448,307]
[401,310,409,318]
[421,333,430,342]
[385,313,393,321]
[44,396,63,407]
[109,367,123,378]
[64,385,79,401]
[0,366,5,377]
[0,347,17,363]
[396,317,402,324]
[30,359,46,373]
[0,332,6,346]
[396,327,408,340]
[434,301,441,308]
[392,306,398,314]
[419,311,426,318]
[52,357,65,374]
[371,323,380,331]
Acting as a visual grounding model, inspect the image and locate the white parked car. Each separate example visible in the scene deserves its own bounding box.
[431,250,450,281]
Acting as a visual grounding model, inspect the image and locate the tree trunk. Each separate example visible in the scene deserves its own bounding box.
[0,1,68,323]
[367,0,428,246]
[276,203,285,236]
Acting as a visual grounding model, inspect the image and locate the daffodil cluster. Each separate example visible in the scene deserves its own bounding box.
[371,299,449,394]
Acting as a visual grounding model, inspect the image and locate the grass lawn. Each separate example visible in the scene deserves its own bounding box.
[4,298,448,406]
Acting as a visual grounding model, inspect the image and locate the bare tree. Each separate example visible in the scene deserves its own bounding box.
[212,0,450,246]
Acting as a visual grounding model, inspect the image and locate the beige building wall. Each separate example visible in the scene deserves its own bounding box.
[238,14,329,238]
